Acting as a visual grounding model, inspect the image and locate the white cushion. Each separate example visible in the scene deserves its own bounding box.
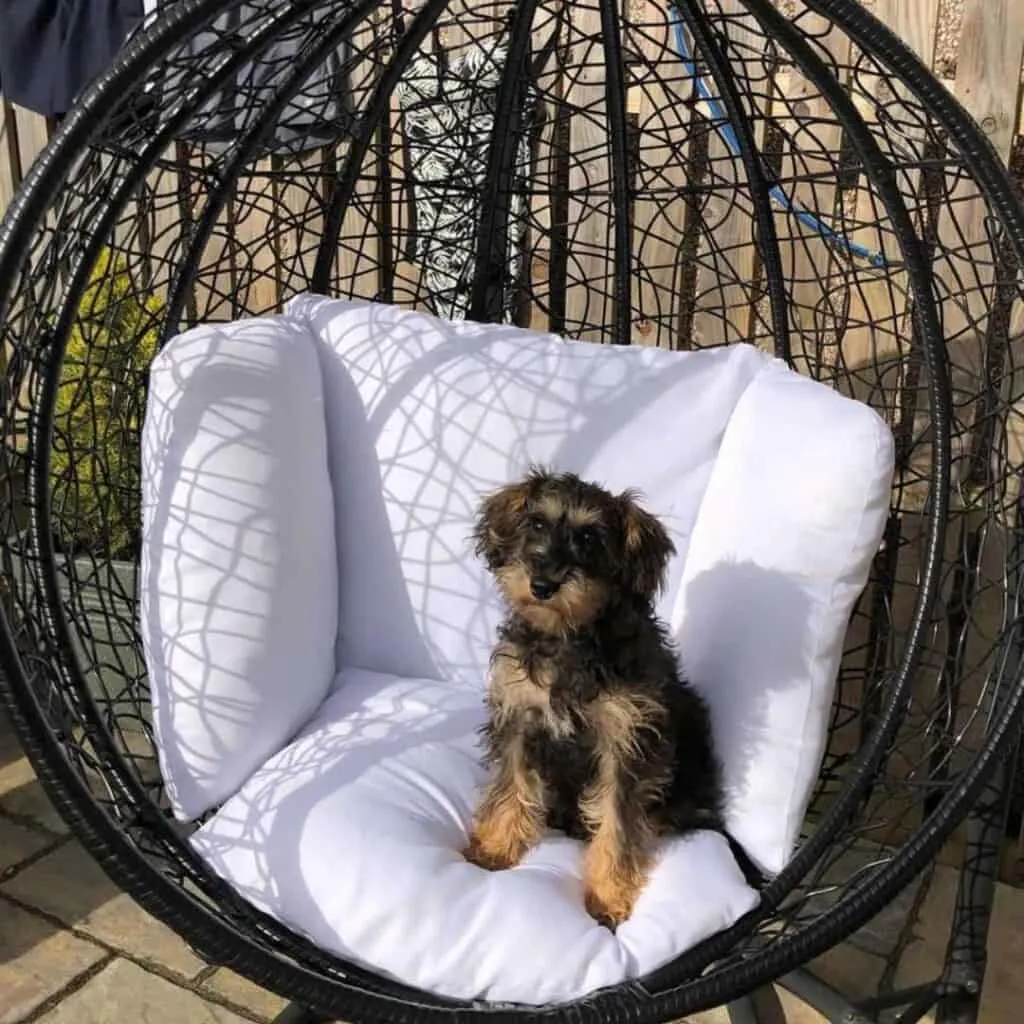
[285,293,769,686]
[140,317,338,821]
[673,364,894,875]
[192,667,760,1004]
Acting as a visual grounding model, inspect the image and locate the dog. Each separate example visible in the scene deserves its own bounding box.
[462,467,727,929]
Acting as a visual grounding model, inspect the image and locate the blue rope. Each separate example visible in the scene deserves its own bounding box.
[667,3,888,270]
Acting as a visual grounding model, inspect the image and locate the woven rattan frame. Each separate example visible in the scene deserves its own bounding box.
[2,0,1024,1020]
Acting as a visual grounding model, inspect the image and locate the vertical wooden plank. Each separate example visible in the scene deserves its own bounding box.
[774,14,852,376]
[273,148,329,305]
[335,7,387,304]
[231,158,279,315]
[387,0,429,313]
[628,2,690,349]
[183,147,236,323]
[519,0,563,331]
[0,96,20,391]
[565,0,612,342]
[14,107,49,181]
[690,0,764,347]
[0,97,21,214]
[836,4,940,789]
[334,139,383,302]
[937,0,1024,505]
[953,1,1023,165]
[873,1,942,70]
[840,0,938,380]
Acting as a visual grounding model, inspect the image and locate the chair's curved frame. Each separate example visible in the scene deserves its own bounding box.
[1,0,1024,1021]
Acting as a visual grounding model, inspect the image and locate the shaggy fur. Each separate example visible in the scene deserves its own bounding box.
[463,467,728,929]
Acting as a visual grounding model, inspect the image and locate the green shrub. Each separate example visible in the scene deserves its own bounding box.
[50,248,163,560]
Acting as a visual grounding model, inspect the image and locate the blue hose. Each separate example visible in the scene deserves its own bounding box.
[668,3,888,270]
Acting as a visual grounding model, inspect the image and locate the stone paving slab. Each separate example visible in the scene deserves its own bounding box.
[0,818,57,877]
[199,969,289,1022]
[895,862,1024,1023]
[683,987,825,1024]
[980,878,1024,1023]
[33,958,255,1024]
[0,727,68,837]
[1,840,207,981]
[0,896,108,1024]
[808,942,887,1008]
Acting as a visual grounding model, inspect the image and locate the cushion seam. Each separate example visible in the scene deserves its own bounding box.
[669,352,773,627]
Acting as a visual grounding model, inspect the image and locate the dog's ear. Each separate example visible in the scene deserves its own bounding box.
[617,489,675,601]
[473,479,532,569]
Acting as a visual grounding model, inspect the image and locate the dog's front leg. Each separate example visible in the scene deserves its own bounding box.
[581,784,654,929]
[581,694,659,928]
[464,741,545,871]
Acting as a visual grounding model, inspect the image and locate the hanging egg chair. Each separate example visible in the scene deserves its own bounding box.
[2,0,1024,1021]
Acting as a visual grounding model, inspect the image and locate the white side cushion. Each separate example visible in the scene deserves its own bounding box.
[285,293,770,686]
[191,667,760,1004]
[140,317,338,821]
[673,362,895,875]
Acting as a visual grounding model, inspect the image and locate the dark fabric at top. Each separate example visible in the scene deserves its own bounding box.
[154,3,355,159]
[0,0,143,115]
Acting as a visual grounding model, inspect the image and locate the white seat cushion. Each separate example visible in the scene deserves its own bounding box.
[140,317,338,821]
[191,667,760,1004]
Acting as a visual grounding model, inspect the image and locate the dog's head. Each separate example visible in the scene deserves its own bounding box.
[472,467,675,632]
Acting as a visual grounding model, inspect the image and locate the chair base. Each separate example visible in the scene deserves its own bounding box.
[775,967,981,1024]
[267,972,967,1024]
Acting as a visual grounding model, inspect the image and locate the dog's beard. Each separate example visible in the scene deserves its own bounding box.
[496,563,609,633]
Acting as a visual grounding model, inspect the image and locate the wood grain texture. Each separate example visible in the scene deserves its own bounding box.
[565,1,613,342]
[13,107,49,185]
[775,15,852,375]
[0,96,21,214]
[628,2,690,348]
[840,0,939,380]
[690,0,763,346]
[940,0,1024,509]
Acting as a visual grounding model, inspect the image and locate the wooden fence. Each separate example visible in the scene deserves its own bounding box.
[2,1,1023,345]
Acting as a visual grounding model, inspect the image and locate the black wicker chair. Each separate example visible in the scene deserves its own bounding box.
[2,0,1024,1021]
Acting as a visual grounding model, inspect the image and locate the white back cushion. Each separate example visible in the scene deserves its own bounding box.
[674,363,894,874]
[285,294,768,686]
[140,318,338,821]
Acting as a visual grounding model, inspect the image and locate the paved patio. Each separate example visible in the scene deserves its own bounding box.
[2,709,1021,1023]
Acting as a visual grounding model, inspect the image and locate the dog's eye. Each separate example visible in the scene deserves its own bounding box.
[525,514,547,533]
[576,526,599,549]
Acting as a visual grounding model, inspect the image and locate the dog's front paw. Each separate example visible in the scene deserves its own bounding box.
[462,834,524,872]
[584,882,637,931]
[585,864,638,929]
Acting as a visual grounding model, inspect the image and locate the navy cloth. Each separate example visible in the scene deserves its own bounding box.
[0,0,143,115]
[153,3,355,158]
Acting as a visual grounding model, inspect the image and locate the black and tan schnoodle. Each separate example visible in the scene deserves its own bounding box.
[464,467,729,929]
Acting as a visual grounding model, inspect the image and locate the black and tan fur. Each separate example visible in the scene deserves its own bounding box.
[463,467,726,929]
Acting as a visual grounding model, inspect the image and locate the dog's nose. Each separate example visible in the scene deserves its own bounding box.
[530,577,560,601]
